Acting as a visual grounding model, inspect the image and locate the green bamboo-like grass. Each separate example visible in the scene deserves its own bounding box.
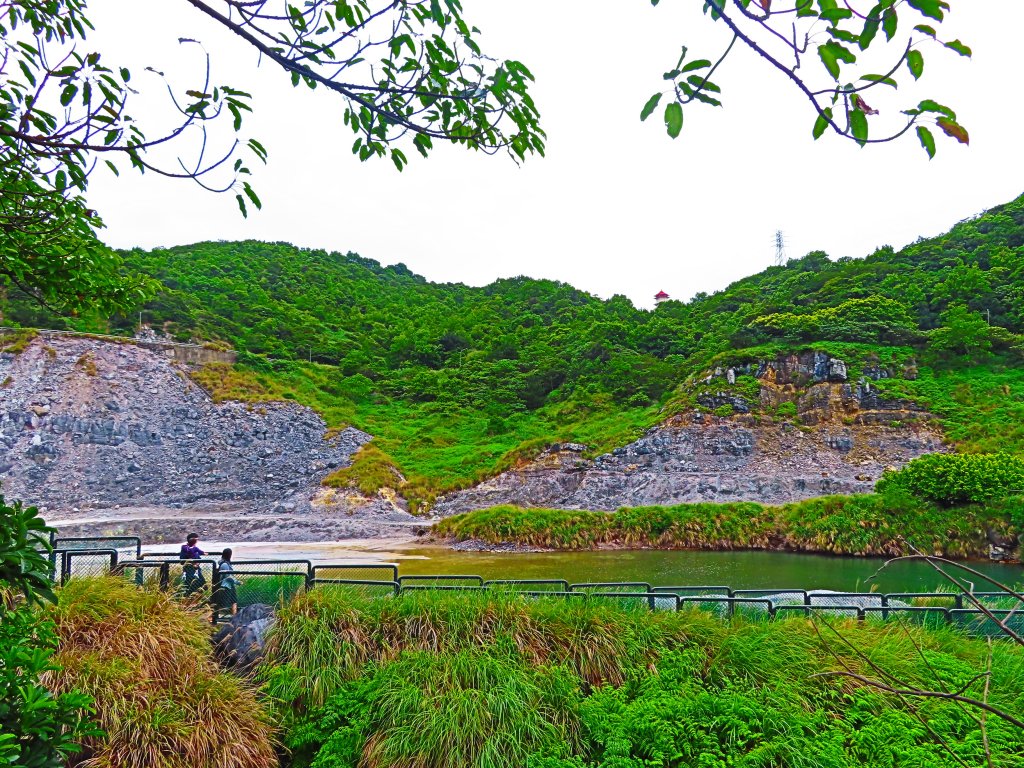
[44,579,1024,768]
[433,492,1024,558]
[265,588,1024,768]
[45,578,277,768]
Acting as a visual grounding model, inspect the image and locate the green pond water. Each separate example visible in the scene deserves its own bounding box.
[391,547,1020,594]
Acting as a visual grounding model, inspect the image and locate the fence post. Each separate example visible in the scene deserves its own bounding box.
[159,562,170,591]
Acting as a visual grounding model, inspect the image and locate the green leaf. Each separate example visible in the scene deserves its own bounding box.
[242,182,262,211]
[860,74,898,89]
[906,0,948,21]
[850,107,869,146]
[882,8,898,40]
[859,13,880,50]
[944,39,972,57]
[680,59,712,72]
[917,99,954,118]
[640,93,662,122]
[818,42,856,80]
[235,193,248,218]
[812,107,833,140]
[907,49,924,79]
[60,84,78,106]
[796,0,817,17]
[916,125,936,158]
[664,101,683,138]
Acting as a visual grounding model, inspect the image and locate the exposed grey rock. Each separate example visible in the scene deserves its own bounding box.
[0,337,371,516]
[433,415,944,516]
[213,603,276,672]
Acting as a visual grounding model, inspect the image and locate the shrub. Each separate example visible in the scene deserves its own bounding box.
[0,496,95,767]
[877,453,1024,505]
[775,401,798,419]
[712,404,734,418]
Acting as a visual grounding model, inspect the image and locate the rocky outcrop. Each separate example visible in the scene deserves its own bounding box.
[0,337,388,533]
[432,415,943,514]
[213,603,275,672]
[433,350,943,516]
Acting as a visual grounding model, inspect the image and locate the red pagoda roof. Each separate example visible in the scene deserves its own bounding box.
[654,290,670,299]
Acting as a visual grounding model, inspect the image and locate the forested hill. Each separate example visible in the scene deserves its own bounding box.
[3,192,1024,505]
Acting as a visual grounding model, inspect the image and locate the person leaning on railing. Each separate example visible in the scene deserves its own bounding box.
[215,548,240,616]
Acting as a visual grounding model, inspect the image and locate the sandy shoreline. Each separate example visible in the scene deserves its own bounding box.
[45,503,433,547]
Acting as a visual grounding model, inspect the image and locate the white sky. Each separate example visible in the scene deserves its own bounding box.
[83,1,1024,309]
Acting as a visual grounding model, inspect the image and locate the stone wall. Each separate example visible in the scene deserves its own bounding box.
[0,328,237,365]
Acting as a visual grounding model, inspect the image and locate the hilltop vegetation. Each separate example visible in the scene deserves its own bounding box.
[3,194,1024,503]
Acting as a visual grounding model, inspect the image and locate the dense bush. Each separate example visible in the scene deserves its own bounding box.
[263,589,1024,768]
[751,296,920,344]
[877,453,1024,506]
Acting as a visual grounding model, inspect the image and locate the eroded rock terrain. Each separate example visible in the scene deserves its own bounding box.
[433,351,944,515]
[0,336,416,540]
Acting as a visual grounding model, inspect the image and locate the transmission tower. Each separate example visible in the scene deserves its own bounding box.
[774,230,787,267]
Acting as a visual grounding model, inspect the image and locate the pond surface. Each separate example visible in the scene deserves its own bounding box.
[394,548,1020,593]
[219,541,1021,594]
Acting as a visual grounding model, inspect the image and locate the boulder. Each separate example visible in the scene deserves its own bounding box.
[212,603,276,672]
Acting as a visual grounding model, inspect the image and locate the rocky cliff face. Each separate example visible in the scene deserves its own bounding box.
[432,351,943,515]
[0,336,416,541]
[1,341,945,537]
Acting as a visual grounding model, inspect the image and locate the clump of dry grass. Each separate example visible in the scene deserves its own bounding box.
[44,577,277,768]
[0,327,38,354]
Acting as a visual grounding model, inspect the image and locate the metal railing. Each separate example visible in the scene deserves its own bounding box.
[41,534,1024,636]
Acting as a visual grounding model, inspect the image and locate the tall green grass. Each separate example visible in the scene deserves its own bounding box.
[265,588,1024,768]
[434,493,1024,558]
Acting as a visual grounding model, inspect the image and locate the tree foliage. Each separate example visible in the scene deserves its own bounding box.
[1,0,978,314]
[4,190,1024,502]
[877,453,1024,506]
[0,496,97,766]
[646,0,972,154]
[0,0,543,313]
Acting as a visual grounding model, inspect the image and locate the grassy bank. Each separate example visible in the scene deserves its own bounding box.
[433,493,1024,558]
[262,588,1024,768]
[45,578,277,768]
[45,579,1024,767]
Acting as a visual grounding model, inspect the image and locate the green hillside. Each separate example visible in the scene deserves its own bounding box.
[3,193,1024,506]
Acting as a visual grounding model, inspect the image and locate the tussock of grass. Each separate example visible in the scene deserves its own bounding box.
[362,649,582,768]
[45,578,277,768]
[435,493,1024,558]
[322,444,404,495]
[0,327,38,354]
[269,590,1024,768]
